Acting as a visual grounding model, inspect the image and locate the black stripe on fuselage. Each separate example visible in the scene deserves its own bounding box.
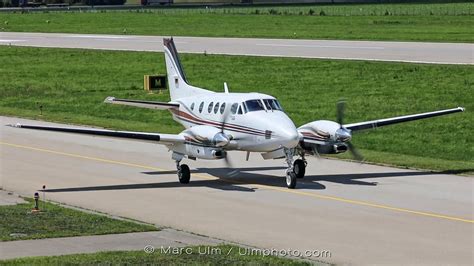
[170,107,266,136]
[176,114,266,137]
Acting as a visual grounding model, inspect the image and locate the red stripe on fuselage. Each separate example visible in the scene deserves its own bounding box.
[170,109,266,136]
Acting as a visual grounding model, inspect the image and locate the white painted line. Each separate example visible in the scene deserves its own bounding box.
[63,35,135,39]
[54,36,185,44]
[257,43,385,50]
[0,39,24,43]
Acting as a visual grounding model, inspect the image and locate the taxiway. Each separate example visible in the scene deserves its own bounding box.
[1,116,472,265]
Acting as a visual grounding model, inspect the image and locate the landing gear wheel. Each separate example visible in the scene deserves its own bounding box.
[178,164,190,184]
[286,171,297,189]
[293,159,306,179]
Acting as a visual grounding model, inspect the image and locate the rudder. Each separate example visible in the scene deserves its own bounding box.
[163,38,210,101]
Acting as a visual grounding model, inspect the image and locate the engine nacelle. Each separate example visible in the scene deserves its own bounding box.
[298,120,350,155]
[174,125,230,160]
[183,125,230,147]
[298,120,340,142]
[301,142,348,155]
[185,144,226,160]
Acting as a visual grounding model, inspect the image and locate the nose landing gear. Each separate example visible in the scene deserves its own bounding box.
[286,170,297,189]
[284,150,307,189]
[284,149,297,189]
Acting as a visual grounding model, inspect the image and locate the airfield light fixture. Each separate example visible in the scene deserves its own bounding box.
[33,192,39,211]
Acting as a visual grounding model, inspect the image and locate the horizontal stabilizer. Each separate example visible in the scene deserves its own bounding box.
[344,107,465,131]
[104,97,179,110]
[7,124,184,144]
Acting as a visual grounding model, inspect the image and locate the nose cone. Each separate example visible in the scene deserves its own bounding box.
[279,128,299,148]
[269,113,299,148]
[251,111,300,151]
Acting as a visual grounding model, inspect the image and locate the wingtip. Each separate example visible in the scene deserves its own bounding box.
[104,96,115,103]
[459,107,465,112]
[6,123,22,128]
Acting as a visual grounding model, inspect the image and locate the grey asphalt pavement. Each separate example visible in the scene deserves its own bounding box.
[1,32,472,64]
[1,116,472,265]
[0,190,26,206]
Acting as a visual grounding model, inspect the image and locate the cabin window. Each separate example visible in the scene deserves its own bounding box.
[190,103,195,111]
[230,103,238,114]
[220,103,226,114]
[244,100,265,112]
[199,102,204,113]
[214,102,220,114]
[208,102,214,113]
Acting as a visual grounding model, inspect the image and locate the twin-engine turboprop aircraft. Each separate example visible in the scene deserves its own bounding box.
[9,38,465,189]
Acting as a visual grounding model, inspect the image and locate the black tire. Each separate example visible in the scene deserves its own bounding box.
[286,171,297,189]
[178,164,190,184]
[294,159,306,179]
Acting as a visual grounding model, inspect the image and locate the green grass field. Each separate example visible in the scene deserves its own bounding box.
[0,245,313,265]
[0,3,473,42]
[0,198,157,241]
[0,46,472,173]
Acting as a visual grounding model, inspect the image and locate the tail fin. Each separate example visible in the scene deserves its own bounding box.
[163,38,211,101]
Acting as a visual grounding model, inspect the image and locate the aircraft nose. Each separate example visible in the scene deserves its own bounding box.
[279,128,299,149]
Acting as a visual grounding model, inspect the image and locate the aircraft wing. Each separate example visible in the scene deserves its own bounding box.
[8,124,184,145]
[344,107,464,131]
[104,97,179,110]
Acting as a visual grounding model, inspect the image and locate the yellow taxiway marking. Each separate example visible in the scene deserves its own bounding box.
[2,141,473,224]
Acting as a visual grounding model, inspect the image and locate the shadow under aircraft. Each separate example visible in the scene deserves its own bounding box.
[40,167,471,194]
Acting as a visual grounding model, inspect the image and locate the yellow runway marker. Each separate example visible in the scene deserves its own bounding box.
[2,141,473,224]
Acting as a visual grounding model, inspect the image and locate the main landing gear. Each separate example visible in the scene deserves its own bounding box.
[285,150,307,189]
[293,159,306,179]
[176,161,190,184]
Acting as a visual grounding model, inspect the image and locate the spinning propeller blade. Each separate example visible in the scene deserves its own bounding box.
[221,103,239,176]
[336,99,346,126]
[336,100,364,162]
[347,141,364,162]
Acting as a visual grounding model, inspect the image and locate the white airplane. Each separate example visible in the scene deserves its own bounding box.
[9,38,465,189]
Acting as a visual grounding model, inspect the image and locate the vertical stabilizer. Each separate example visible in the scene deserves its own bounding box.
[163,38,211,100]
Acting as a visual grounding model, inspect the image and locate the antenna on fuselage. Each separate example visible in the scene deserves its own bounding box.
[224,82,229,93]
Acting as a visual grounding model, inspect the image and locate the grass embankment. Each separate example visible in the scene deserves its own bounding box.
[0,245,312,265]
[0,46,472,173]
[0,198,157,241]
[0,3,473,42]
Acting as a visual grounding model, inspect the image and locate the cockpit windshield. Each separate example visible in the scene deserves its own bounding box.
[244,100,265,112]
[263,99,284,111]
[242,99,284,113]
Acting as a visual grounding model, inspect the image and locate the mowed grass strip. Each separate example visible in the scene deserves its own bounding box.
[0,2,473,42]
[0,46,472,173]
[0,245,313,265]
[0,198,157,241]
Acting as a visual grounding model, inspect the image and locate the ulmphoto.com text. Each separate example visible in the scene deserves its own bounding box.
[152,246,331,258]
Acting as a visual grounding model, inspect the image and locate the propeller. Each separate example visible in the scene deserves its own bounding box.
[212,101,234,148]
[336,100,364,162]
[217,102,238,172]
[336,99,346,125]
